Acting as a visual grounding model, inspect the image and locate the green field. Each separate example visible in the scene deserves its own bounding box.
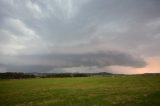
[0,76,160,106]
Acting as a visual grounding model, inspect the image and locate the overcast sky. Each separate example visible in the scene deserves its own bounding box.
[0,0,160,74]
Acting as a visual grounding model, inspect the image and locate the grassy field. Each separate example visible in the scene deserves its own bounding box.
[0,76,160,106]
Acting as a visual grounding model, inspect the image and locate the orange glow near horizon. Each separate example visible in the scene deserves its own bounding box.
[107,56,160,74]
[136,57,160,73]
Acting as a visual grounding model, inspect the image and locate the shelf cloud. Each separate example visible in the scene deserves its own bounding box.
[0,0,160,73]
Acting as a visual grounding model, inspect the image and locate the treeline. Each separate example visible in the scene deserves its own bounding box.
[41,73,90,78]
[0,72,114,79]
[0,72,90,79]
[0,72,35,79]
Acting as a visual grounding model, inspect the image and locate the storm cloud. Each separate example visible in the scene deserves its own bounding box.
[0,0,160,73]
[0,51,146,72]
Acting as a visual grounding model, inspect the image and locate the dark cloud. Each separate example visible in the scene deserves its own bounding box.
[0,0,159,73]
[0,51,146,72]
[35,51,146,68]
[0,64,53,73]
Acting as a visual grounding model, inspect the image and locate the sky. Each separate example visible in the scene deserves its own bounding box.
[0,0,160,74]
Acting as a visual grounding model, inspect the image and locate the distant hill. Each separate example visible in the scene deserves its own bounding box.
[143,73,160,76]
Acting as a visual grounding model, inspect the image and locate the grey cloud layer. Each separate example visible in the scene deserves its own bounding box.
[0,51,146,72]
[0,0,160,73]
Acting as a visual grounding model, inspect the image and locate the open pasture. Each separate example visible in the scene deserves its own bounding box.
[0,76,160,106]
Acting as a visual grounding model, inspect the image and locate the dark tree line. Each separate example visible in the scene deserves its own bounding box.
[0,72,90,79]
[0,72,114,79]
[0,72,35,79]
[41,73,90,78]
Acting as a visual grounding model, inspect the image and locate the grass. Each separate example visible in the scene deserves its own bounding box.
[0,76,160,106]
